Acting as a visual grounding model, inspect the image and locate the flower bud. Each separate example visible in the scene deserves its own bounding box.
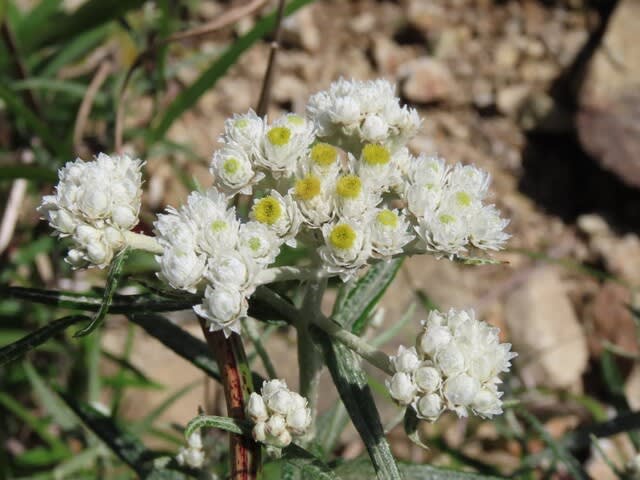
[435,343,466,377]
[261,379,287,399]
[271,428,292,448]
[419,325,452,357]
[202,286,244,325]
[288,392,307,411]
[471,388,502,418]
[361,114,388,142]
[252,421,267,443]
[286,407,311,435]
[78,187,110,219]
[415,393,443,421]
[391,345,420,373]
[266,390,293,415]
[265,414,287,437]
[158,248,206,293]
[444,374,480,408]
[112,205,137,229]
[387,372,417,405]
[414,365,442,393]
[246,392,268,422]
[187,431,202,449]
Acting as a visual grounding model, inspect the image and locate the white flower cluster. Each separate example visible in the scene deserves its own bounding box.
[38,153,143,268]
[176,430,205,468]
[386,308,516,421]
[246,379,312,448]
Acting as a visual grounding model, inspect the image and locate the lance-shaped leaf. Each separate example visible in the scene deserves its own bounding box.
[336,458,504,479]
[74,248,129,337]
[315,331,401,480]
[0,315,89,366]
[403,407,429,450]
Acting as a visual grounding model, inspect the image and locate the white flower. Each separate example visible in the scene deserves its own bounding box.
[415,208,469,257]
[291,172,336,227]
[443,373,480,417]
[333,173,379,219]
[261,379,288,399]
[319,220,372,281]
[246,393,269,423]
[386,372,417,405]
[220,110,265,159]
[153,207,198,249]
[360,114,388,143]
[205,251,258,295]
[265,414,287,437]
[176,446,205,468]
[406,154,448,217]
[414,393,443,421]
[256,116,315,178]
[418,324,452,357]
[210,143,264,196]
[414,364,442,393]
[467,204,510,251]
[270,429,292,448]
[266,390,293,415]
[471,387,503,418]
[447,163,491,201]
[194,285,247,337]
[307,142,341,177]
[370,208,414,258]
[156,247,206,293]
[250,190,301,247]
[238,221,282,266]
[286,407,312,435]
[390,345,420,373]
[435,342,466,377]
[252,421,267,443]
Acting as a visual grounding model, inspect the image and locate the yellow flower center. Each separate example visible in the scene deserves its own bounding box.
[234,118,249,128]
[253,196,282,225]
[456,191,472,207]
[336,175,362,199]
[287,114,305,126]
[267,127,292,146]
[329,224,356,250]
[223,158,240,175]
[377,209,398,228]
[248,237,261,251]
[211,220,228,232]
[362,144,390,166]
[295,175,321,201]
[439,214,455,224]
[311,143,338,167]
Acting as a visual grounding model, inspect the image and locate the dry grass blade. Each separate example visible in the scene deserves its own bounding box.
[256,0,287,116]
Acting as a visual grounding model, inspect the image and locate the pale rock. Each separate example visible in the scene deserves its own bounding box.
[407,0,447,32]
[399,58,458,104]
[591,233,640,286]
[625,363,640,410]
[494,42,520,71]
[497,84,531,117]
[505,268,588,389]
[281,6,320,52]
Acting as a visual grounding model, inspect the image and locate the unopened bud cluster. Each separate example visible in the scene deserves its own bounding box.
[38,153,143,268]
[246,379,312,448]
[176,430,205,468]
[386,308,516,421]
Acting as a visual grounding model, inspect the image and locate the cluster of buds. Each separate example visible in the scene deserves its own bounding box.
[175,430,205,468]
[386,308,516,421]
[38,153,143,268]
[245,379,312,448]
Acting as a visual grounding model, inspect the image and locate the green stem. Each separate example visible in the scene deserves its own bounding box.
[243,318,278,379]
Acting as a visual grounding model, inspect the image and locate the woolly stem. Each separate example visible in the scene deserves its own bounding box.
[122,231,164,254]
[255,266,333,285]
[198,320,261,480]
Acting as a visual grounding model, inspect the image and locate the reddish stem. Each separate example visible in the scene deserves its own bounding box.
[198,319,260,480]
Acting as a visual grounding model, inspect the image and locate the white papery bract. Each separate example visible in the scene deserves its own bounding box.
[194,285,247,336]
[256,116,315,179]
[319,220,372,281]
[247,379,311,448]
[250,190,302,247]
[210,143,264,196]
[387,308,516,422]
[220,110,265,159]
[39,153,143,268]
[176,431,205,468]
[370,208,414,258]
[238,221,282,266]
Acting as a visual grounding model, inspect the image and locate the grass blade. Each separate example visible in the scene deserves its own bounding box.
[0,315,89,366]
[0,164,57,182]
[149,0,314,143]
[74,247,129,337]
[336,458,503,479]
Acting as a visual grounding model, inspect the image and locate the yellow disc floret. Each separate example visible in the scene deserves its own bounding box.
[253,196,282,225]
[456,191,472,207]
[311,143,338,167]
[248,237,261,251]
[362,144,391,166]
[329,224,356,250]
[234,118,249,128]
[439,214,455,225]
[377,209,398,228]
[336,175,362,199]
[223,158,240,175]
[211,220,228,232]
[295,175,321,201]
[267,127,292,146]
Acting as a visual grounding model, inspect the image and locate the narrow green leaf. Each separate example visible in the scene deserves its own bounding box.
[0,164,57,182]
[136,380,201,433]
[22,361,77,430]
[58,392,188,478]
[185,414,249,438]
[518,409,588,480]
[336,458,503,479]
[38,26,108,77]
[0,83,66,155]
[315,332,401,480]
[22,0,147,51]
[15,0,63,41]
[12,78,107,102]
[74,248,129,337]
[0,315,89,366]
[333,259,403,334]
[128,313,221,381]
[149,0,314,142]
[1,285,199,313]
[403,407,429,450]
[268,444,339,480]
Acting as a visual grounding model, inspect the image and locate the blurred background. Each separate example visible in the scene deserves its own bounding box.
[1,0,639,478]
